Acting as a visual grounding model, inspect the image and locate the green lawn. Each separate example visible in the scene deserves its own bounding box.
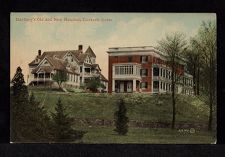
[28,87,215,144]
[74,126,215,144]
[29,88,209,124]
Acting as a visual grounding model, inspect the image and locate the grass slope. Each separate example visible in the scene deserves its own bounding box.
[30,88,209,124]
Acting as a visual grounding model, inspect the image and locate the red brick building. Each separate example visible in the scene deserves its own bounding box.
[107,46,193,94]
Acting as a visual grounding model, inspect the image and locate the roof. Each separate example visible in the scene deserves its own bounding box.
[77,53,88,63]
[99,73,108,82]
[85,46,96,57]
[31,57,79,75]
[91,64,101,71]
[29,46,96,66]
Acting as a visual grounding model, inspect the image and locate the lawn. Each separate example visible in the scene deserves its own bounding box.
[74,126,215,144]
[28,87,215,144]
[29,88,209,124]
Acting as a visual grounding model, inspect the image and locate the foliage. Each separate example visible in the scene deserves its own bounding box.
[190,20,216,131]
[51,98,86,142]
[10,67,52,142]
[86,76,105,92]
[157,32,187,129]
[52,70,68,89]
[114,98,129,135]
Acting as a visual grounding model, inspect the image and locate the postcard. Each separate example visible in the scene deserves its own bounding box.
[10,13,216,143]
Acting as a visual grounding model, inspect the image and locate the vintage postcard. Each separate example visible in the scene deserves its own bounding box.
[10,13,216,143]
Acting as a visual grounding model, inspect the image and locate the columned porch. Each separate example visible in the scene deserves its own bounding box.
[30,72,54,86]
[113,79,140,93]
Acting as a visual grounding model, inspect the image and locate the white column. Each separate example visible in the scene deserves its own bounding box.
[82,63,85,83]
[112,79,115,92]
[133,65,136,76]
[133,79,136,92]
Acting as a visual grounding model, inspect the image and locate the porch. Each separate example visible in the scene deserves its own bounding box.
[114,80,140,93]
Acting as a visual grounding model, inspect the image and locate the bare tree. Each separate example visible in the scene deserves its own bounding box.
[157,32,187,129]
[192,21,216,131]
[184,39,202,95]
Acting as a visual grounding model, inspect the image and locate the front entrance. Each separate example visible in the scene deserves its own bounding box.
[115,80,134,93]
[127,82,132,92]
[120,82,124,92]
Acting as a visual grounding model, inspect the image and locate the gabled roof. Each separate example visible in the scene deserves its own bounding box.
[31,57,79,75]
[99,73,108,82]
[91,64,101,71]
[85,46,96,58]
[77,53,88,63]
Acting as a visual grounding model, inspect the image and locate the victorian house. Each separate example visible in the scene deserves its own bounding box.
[28,45,108,91]
[107,46,193,95]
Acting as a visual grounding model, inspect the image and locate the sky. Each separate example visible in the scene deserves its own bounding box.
[10,13,216,83]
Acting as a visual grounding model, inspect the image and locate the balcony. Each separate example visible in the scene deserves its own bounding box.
[113,63,141,80]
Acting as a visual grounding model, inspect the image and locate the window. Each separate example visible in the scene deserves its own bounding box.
[141,69,148,76]
[153,67,159,76]
[76,75,78,83]
[128,56,132,62]
[166,70,168,79]
[160,82,163,89]
[141,82,148,89]
[80,66,82,73]
[163,69,165,78]
[153,81,159,89]
[141,56,148,63]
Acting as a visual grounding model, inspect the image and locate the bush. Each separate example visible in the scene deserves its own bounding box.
[114,98,129,135]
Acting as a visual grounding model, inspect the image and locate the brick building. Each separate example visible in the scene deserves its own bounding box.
[107,46,193,94]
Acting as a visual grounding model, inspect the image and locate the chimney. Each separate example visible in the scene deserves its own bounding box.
[78,45,83,51]
[38,50,41,56]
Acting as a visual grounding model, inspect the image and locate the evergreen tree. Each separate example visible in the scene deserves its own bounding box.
[114,98,129,135]
[11,67,52,142]
[51,98,86,142]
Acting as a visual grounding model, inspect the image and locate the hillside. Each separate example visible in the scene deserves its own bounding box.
[29,88,209,125]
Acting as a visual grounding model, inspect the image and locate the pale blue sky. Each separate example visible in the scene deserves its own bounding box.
[10,13,216,81]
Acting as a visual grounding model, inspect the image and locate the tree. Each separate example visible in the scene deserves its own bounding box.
[184,41,201,95]
[192,21,216,131]
[52,70,68,89]
[11,67,52,142]
[86,76,105,92]
[11,67,29,141]
[51,98,86,142]
[114,98,129,135]
[157,32,187,129]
